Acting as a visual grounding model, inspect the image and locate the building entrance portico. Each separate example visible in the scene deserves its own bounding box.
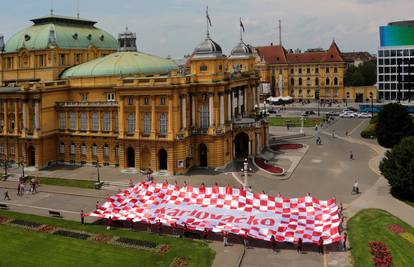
[127,147,135,168]
[199,143,208,167]
[234,132,249,159]
[159,149,168,170]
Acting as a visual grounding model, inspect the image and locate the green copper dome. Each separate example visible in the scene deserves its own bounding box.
[61,51,179,78]
[4,15,117,52]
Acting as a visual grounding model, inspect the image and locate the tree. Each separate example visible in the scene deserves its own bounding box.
[344,60,377,86]
[380,136,414,200]
[375,103,414,148]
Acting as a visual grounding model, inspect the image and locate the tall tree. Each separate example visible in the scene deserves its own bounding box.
[380,136,414,200]
[344,60,377,86]
[376,103,414,148]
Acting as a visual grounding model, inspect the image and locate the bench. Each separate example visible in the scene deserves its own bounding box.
[0,203,9,210]
[48,210,62,218]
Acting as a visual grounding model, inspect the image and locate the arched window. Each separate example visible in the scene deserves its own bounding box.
[290,78,294,86]
[92,144,98,157]
[315,77,319,86]
[326,78,330,86]
[81,143,87,155]
[115,144,120,158]
[334,77,338,85]
[103,144,109,157]
[298,78,302,86]
[159,113,167,134]
[70,143,76,155]
[59,143,65,154]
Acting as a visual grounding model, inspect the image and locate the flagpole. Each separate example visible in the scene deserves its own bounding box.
[206,6,210,38]
[240,18,243,41]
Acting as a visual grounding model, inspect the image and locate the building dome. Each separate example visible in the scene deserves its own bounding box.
[61,51,179,78]
[230,40,252,58]
[4,15,117,52]
[193,37,223,59]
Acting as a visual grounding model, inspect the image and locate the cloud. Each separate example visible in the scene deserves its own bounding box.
[1,0,414,57]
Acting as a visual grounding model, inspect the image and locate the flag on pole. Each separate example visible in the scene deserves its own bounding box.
[206,6,212,26]
[240,18,245,32]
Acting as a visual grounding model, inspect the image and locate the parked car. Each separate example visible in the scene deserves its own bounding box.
[357,112,373,118]
[342,107,358,113]
[339,112,356,118]
[326,111,340,117]
[301,110,316,116]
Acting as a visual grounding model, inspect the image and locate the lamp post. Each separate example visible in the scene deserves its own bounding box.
[300,115,304,134]
[20,160,25,179]
[241,158,251,190]
[317,99,320,117]
[370,93,374,117]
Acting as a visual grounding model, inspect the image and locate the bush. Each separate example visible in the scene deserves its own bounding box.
[380,136,414,200]
[376,103,414,148]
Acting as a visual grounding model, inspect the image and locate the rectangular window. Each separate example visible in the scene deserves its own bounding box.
[160,97,166,105]
[69,112,76,130]
[326,66,330,73]
[9,146,15,155]
[81,145,87,155]
[334,89,339,97]
[127,113,135,133]
[325,88,331,96]
[115,145,120,158]
[80,93,88,102]
[143,113,151,134]
[92,145,97,156]
[74,53,81,63]
[159,113,167,134]
[200,105,209,129]
[0,144,3,154]
[104,145,110,157]
[59,143,65,154]
[103,112,110,132]
[80,112,87,131]
[315,67,319,73]
[113,112,119,131]
[60,54,66,65]
[127,97,134,105]
[91,112,99,131]
[106,93,115,102]
[200,65,208,71]
[59,112,66,130]
[70,144,76,154]
[144,97,149,105]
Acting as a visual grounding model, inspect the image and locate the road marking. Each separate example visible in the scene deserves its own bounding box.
[311,159,322,163]
[0,202,79,214]
[349,119,366,136]
[231,172,245,187]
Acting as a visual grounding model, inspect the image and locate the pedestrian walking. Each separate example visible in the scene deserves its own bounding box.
[203,228,208,240]
[350,151,354,160]
[223,231,229,246]
[96,201,100,210]
[270,235,277,251]
[318,237,324,254]
[342,232,347,251]
[345,131,348,136]
[332,130,335,138]
[182,223,188,238]
[106,216,112,230]
[243,232,249,247]
[17,183,20,196]
[80,210,85,224]
[157,220,163,235]
[19,183,25,196]
[297,238,303,254]
[353,180,359,194]
[3,189,10,200]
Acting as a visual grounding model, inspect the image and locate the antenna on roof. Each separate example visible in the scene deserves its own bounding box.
[278,19,282,46]
[50,0,54,15]
[76,0,80,18]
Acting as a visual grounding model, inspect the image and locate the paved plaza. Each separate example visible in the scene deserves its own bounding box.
[1,117,413,267]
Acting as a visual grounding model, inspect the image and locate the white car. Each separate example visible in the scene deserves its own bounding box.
[339,112,356,118]
[357,112,373,118]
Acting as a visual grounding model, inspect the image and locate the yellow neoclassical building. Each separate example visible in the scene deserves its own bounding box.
[0,14,268,174]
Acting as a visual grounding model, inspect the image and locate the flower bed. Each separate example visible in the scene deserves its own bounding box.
[10,219,42,228]
[53,230,90,240]
[159,244,170,255]
[94,233,113,243]
[37,224,56,233]
[400,232,414,245]
[271,143,303,151]
[0,216,9,224]
[170,257,190,267]
[254,158,284,174]
[368,241,394,267]
[116,237,157,249]
[387,224,406,234]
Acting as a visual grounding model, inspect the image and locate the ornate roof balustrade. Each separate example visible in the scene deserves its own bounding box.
[55,101,118,108]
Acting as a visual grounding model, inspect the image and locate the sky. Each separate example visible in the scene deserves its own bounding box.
[0,0,413,58]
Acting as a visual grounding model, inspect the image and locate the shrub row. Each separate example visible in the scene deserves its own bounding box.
[10,219,42,228]
[116,237,157,249]
[53,230,91,240]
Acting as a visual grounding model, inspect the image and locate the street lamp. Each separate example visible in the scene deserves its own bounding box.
[241,158,251,190]
[20,160,25,179]
[300,115,304,134]
[370,93,374,117]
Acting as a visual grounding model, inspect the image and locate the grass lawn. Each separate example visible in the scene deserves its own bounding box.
[347,209,414,267]
[0,210,215,267]
[268,117,323,127]
[35,177,96,189]
[360,116,377,139]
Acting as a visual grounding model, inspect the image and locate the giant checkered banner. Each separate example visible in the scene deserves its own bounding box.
[88,181,341,244]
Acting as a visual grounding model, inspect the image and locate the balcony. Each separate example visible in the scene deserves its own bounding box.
[232,117,264,129]
[56,101,118,108]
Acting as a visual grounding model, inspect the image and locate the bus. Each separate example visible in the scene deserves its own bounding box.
[359,103,414,113]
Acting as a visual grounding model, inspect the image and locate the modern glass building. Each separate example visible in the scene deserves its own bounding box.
[378,20,414,101]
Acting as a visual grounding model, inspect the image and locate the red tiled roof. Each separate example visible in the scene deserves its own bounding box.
[255,45,287,64]
[322,41,344,62]
[286,51,326,64]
